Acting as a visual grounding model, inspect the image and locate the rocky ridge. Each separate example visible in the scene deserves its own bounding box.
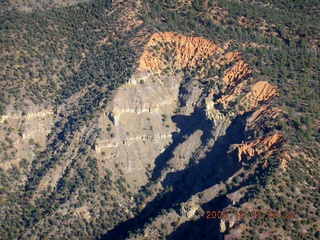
[86,31,284,193]
[0,30,286,239]
[96,32,286,239]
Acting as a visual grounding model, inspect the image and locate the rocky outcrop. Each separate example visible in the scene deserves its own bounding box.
[223,60,252,89]
[246,104,279,124]
[139,32,223,72]
[0,109,53,123]
[235,132,285,162]
[220,219,227,233]
[96,31,281,190]
[241,81,279,111]
[180,202,199,218]
[96,33,238,188]
[179,79,203,115]
[0,109,54,165]
[95,71,183,187]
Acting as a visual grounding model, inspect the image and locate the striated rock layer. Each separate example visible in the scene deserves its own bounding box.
[92,31,283,190]
[0,30,288,239]
[95,73,183,186]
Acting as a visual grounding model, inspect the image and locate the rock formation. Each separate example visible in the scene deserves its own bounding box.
[241,81,279,110]
[235,132,285,162]
[92,31,283,190]
[0,30,287,239]
[139,32,224,72]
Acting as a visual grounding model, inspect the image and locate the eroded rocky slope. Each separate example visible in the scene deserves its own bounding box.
[0,31,287,239]
[1,0,319,238]
[97,32,286,239]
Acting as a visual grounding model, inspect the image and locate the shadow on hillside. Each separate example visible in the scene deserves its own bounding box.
[100,112,251,240]
[167,166,262,240]
[167,195,227,240]
[150,106,213,182]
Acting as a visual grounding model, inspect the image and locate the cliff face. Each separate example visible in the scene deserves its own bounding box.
[0,109,54,177]
[96,32,285,238]
[95,72,182,186]
[91,32,284,193]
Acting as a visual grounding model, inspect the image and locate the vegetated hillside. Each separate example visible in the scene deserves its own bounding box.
[0,0,319,239]
[0,0,90,13]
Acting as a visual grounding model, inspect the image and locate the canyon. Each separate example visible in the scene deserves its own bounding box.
[1,15,315,239]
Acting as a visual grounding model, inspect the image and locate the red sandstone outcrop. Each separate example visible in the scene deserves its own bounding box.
[139,32,223,72]
[241,81,279,111]
[236,133,285,162]
[138,32,253,98]
[222,60,252,88]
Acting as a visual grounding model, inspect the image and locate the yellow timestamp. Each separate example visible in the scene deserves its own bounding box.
[205,210,297,220]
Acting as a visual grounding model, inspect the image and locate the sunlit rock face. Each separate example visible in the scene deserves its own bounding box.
[93,31,281,189]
